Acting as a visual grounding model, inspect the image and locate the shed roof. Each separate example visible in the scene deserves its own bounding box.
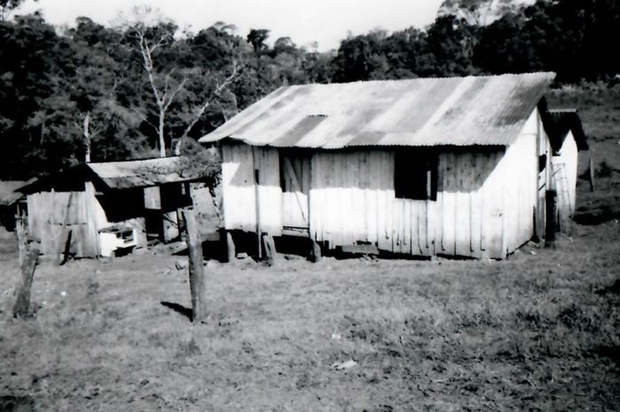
[86,156,204,189]
[199,72,556,149]
[20,156,206,194]
[544,109,588,154]
[0,181,30,205]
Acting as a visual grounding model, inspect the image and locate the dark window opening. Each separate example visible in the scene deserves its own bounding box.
[394,149,438,201]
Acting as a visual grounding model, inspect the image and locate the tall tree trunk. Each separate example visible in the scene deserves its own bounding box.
[83,112,91,163]
[158,110,166,158]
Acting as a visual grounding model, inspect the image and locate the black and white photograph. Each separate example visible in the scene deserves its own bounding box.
[0,0,619,410]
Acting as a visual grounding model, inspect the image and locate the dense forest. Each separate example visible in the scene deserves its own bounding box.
[0,0,619,180]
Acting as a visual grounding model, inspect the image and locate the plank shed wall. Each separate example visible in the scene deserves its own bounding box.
[553,131,578,218]
[28,183,148,258]
[221,144,282,235]
[479,110,539,258]
[27,187,98,257]
[220,109,545,259]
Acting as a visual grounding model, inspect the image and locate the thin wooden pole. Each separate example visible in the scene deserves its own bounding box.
[254,168,262,259]
[181,207,207,324]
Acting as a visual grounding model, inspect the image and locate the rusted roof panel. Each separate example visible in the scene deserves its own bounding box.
[200,73,556,148]
[20,157,206,194]
[88,157,203,189]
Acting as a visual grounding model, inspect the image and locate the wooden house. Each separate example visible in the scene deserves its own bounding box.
[199,73,588,259]
[20,157,204,258]
[543,109,588,228]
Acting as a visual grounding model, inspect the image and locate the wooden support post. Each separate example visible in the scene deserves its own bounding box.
[254,169,262,259]
[60,229,73,265]
[545,190,557,248]
[226,231,236,262]
[16,214,26,269]
[309,239,322,263]
[261,233,276,266]
[181,207,207,324]
[13,243,39,318]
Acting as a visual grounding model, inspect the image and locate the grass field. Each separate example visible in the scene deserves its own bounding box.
[1,83,619,411]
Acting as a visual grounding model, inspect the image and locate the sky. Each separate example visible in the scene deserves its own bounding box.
[14,0,446,51]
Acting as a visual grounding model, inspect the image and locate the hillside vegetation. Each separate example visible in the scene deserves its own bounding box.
[1,0,619,179]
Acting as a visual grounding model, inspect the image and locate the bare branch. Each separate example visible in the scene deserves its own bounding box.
[181,62,239,139]
[162,77,186,112]
[133,109,158,133]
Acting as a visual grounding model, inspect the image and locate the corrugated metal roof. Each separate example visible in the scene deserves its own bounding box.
[87,156,203,189]
[200,73,556,148]
[20,156,206,194]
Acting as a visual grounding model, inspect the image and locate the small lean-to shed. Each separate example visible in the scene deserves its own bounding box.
[200,73,583,259]
[20,157,202,258]
[543,109,589,225]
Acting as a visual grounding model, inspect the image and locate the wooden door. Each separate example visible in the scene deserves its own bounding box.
[280,151,310,229]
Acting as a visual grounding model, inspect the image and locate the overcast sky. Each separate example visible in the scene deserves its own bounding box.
[14,0,445,51]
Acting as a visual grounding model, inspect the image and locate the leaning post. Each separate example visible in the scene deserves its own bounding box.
[181,206,208,324]
[13,214,39,318]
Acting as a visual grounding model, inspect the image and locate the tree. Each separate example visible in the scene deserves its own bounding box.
[438,0,515,25]
[425,15,479,76]
[0,0,33,21]
[121,7,239,157]
[247,28,270,53]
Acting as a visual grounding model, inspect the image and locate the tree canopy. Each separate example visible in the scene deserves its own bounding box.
[1,0,618,180]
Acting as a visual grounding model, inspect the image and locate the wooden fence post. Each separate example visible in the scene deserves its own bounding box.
[13,242,39,319]
[181,207,207,324]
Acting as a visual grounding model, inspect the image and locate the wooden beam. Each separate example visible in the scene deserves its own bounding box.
[309,239,322,263]
[261,233,276,266]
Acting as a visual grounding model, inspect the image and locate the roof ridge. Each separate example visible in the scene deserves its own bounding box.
[289,72,556,88]
[88,156,181,166]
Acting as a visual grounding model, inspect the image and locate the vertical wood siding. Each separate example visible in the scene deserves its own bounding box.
[221,109,547,259]
[553,131,578,220]
[28,183,148,257]
[221,144,282,235]
[27,189,97,257]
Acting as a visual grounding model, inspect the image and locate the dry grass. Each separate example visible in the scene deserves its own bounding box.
[1,221,619,411]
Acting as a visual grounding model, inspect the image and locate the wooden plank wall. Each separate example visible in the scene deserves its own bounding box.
[27,189,98,257]
[221,109,545,259]
[221,144,282,235]
[553,131,579,219]
[28,183,149,257]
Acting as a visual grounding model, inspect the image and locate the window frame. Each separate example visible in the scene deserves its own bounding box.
[394,149,438,201]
